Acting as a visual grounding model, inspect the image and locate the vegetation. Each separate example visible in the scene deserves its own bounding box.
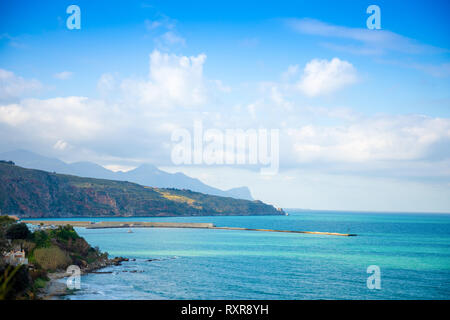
[0,221,109,299]
[0,264,30,300]
[0,216,15,253]
[0,162,284,218]
[32,277,48,289]
[33,246,71,271]
[0,215,15,225]
[6,223,31,240]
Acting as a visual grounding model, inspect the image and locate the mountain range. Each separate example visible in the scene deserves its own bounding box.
[0,162,281,218]
[0,150,253,200]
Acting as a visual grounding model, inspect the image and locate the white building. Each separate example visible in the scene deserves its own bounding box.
[3,249,28,266]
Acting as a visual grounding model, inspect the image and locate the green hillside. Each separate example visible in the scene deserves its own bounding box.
[0,162,284,218]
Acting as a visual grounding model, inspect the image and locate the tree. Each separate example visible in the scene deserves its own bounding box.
[5,223,31,240]
[0,217,16,253]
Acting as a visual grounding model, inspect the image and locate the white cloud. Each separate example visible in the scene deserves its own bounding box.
[103,164,136,172]
[247,103,257,120]
[297,58,357,97]
[270,86,293,111]
[0,69,42,102]
[97,73,116,95]
[145,15,185,49]
[288,19,450,78]
[0,103,30,125]
[288,18,443,55]
[120,50,207,108]
[53,71,73,80]
[158,31,186,47]
[0,97,106,142]
[212,80,231,93]
[144,15,176,31]
[281,65,299,81]
[0,51,217,163]
[410,62,450,78]
[145,19,162,30]
[286,115,450,163]
[377,59,450,78]
[53,139,69,150]
[0,93,182,164]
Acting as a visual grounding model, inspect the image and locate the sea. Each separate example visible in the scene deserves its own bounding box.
[28,210,450,299]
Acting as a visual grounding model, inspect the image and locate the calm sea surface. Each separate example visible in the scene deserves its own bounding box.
[29,210,450,299]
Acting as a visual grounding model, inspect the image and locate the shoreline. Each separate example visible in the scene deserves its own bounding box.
[37,272,71,300]
[37,257,128,300]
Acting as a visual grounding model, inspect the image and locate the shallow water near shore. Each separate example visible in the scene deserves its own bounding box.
[33,210,450,299]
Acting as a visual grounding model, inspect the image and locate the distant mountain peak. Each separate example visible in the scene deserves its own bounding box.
[225,186,253,201]
[132,163,159,172]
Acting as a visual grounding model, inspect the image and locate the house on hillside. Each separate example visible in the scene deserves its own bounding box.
[3,249,28,266]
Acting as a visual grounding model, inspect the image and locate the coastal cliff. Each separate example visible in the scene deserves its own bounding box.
[0,162,284,218]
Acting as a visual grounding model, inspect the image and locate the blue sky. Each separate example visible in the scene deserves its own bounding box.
[1,0,450,212]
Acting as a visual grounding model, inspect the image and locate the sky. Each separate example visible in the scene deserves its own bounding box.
[1,0,450,212]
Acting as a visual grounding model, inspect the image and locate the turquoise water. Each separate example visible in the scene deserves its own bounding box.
[32,210,450,299]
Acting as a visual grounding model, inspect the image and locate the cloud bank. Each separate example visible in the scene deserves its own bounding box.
[0,51,449,183]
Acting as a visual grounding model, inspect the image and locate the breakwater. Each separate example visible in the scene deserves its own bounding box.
[22,220,356,236]
[212,226,356,236]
